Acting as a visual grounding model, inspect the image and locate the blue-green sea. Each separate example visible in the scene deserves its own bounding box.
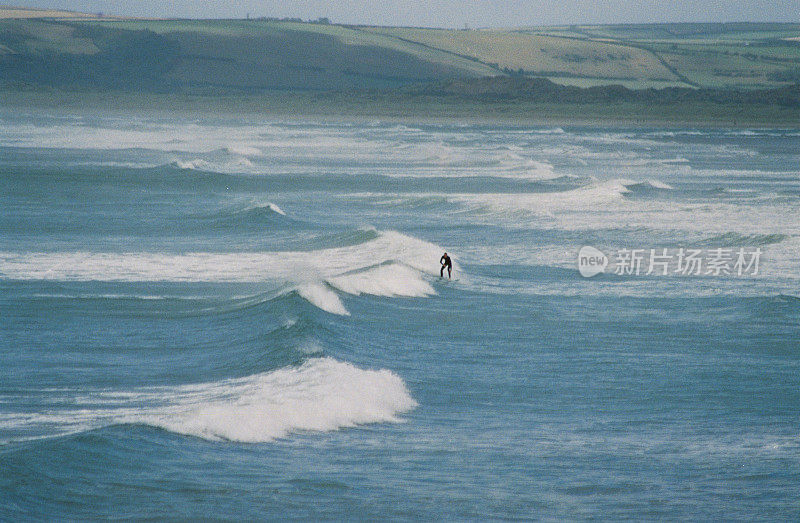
[1,111,799,519]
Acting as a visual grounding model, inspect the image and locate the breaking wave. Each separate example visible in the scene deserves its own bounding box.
[1,358,417,444]
[0,230,450,316]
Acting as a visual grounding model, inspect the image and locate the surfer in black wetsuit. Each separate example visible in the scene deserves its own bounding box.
[440,252,452,279]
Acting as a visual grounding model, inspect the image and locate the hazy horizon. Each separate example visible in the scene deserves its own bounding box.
[8,0,800,27]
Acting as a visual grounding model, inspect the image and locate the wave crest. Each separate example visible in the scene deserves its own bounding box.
[296,283,350,316]
[0,230,448,315]
[2,358,417,444]
[143,357,417,442]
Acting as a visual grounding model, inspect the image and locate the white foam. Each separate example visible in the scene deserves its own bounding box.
[225,199,286,216]
[0,120,275,153]
[0,230,444,282]
[296,283,349,316]
[450,178,633,216]
[172,155,253,172]
[531,127,566,135]
[267,202,286,216]
[173,158,212,170]
[495,154,559,180]
[146,357,416,442]
[646,179,674,190]
[0,230,448,314]
[414,176,800,238]
[222,144,261,156]
[0,358,418,443]
[484,127,565,135]
[419,141,459,165]
[328,263,435,298]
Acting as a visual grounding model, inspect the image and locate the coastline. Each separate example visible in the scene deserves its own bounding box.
[3,89,799,128]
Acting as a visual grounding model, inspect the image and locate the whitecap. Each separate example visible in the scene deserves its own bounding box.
[328,263,435,298]
[222,144,261,156]
[296,283,349,316]
[0,231,450,315]
[1,358,418,444]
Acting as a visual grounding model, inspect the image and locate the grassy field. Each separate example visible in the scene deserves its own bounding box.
[363,27,686,87]
[366,23,800,89]
[526,23,800,88]
[0,6,98,19]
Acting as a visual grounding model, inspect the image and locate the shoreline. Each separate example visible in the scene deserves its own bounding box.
[3,89,799,128]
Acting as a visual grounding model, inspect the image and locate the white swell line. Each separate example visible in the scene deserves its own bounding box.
[0,231,450,283]
[0,231,455,316]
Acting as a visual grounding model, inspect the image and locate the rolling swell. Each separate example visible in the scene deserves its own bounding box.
[0,229,447,297]
[5,114,800,519]
[191,199,297,234]
[699,232,789,247]
[0,229,443,444]
[0,282,416,444]
[0,286,340,388]
[293,227,382,251]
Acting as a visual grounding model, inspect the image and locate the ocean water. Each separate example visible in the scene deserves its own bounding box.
[1,112,799,520]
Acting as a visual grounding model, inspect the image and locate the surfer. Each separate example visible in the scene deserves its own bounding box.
[440,252,452,279]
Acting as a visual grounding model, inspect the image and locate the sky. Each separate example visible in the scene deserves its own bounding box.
[14,0,800,27]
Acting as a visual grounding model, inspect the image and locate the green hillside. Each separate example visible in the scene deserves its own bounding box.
[0,18,496,92]
[0,15,798,93]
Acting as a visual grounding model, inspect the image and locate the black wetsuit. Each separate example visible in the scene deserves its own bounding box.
[440,254,452,278]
